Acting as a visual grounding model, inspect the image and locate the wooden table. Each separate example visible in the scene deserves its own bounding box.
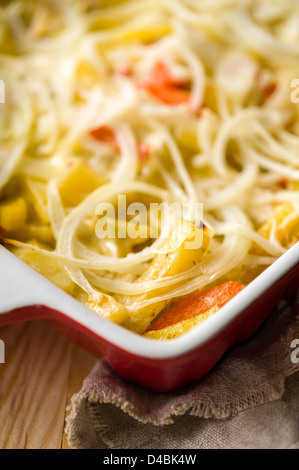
[0,319,97,449]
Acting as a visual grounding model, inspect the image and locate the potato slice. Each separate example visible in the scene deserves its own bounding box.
[86,296,127,325]
[12,246,76,296]
[0,197,27,232]
[59,161,107,207]
[122,219,210,334]
[19,224,55,246]
[144,305,219,340]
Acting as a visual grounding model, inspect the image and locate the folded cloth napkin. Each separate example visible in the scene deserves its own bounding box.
[66,294,299,449]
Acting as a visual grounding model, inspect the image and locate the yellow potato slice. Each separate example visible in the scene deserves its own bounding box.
[12,246,76,296]
[59,161,107,207]
[122,219,210,334]
[86,296,127,325]
[143,305,219,340]
[0,197,27,232]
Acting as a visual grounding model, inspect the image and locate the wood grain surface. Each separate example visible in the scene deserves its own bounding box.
[0,320,96,449]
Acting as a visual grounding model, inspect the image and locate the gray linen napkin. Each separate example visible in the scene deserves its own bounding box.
[66,294,299,449]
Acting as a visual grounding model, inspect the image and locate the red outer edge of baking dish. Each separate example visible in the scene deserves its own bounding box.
[0,258,298,392]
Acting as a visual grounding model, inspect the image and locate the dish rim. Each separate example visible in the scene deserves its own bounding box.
[0,241,298,360]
